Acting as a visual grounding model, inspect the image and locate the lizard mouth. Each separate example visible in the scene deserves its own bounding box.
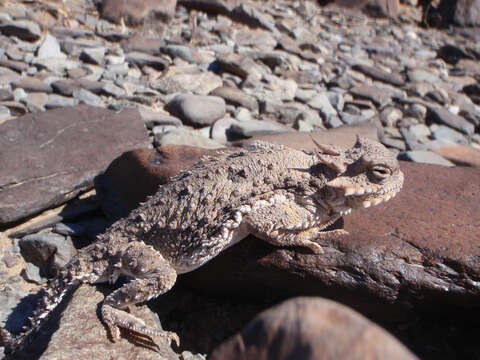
[318,185,401,216]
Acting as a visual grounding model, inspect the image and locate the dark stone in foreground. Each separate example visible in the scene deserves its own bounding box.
[0,105,149,226]
[210,297,417,360]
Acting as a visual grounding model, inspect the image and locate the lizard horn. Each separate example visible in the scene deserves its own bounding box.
[310,135,340,156]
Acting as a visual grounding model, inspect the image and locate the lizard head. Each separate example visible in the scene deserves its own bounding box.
[312,136,404,216]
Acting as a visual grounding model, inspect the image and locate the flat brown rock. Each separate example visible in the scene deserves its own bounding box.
[210,297,417,360]
[0,105,149,226]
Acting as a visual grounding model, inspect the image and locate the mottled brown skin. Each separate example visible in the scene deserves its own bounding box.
[1,138,403,355]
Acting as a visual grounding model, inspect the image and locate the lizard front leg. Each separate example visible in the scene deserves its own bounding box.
[101,242,179,346]
[244,199,347,254]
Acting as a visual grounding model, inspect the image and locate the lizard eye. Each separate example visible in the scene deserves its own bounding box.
[371,165,391,180]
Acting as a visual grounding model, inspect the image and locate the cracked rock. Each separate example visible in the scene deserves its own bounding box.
[0,105,150,226]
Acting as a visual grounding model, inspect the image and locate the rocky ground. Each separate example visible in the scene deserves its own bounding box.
[1,0,480,359]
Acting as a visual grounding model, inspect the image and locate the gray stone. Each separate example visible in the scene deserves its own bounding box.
[430,124,468,144]
[37,34,66,59]
[209,86,258,111]
[101,82,126,98]
[72,88,102,107]
[216,53,263,82]
[400,127,428,151]
[151,72,223,96]
[0,57,29,72]
[210,116,239,143]
[12,88,27,102]
[160,45,198,63]
[23,262,46,284]
[294,119,314,131]
[125,52,169,70]
[138,107,182,129]
[408,123,431,139]
[295,108,324,129]
[380,107,403,127]
[154,129,224,149]
[352,63,404,86]
[0,105,149,225]
[325,115,344,128]
[19,232,72,276]
[45,94,79,108]
[0,89,13,102]
[51,79,105,97]
[326,91,344,112]
[0,67,22,87]
[79,47,106,65]
[406,103,427,121]
[166,94,226,127]
[381,136,407,151]
[406,68,440,84]
[23,92,48,112]
[234,107,253,122]
[350,84,393,108]
[33,58,80,73]
[425,89,448,105]
[263,75,298,101]
[294,88,317,103]
[2,253,18,268]
[307,93,337,120]
[427,106,475,135]
[229,119,293,138]
[52,217,110,241]
[341,110,377,125]
[0,20,41,41]
[399,150,455,166]
[12,78,53,93]
[259,99,312,125]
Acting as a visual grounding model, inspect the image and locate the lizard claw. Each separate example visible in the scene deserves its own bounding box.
[161,331,180,347]
[102,304,180,347]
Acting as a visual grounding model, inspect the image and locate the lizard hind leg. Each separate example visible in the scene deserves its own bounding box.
[101,242,179,347]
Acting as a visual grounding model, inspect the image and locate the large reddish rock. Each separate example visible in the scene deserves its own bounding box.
[210,297,417,360]
[0,105,149,226]
[96,129,480,317]
[185,162,480,318]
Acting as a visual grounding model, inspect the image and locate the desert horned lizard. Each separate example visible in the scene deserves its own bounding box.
[0,137,404,355]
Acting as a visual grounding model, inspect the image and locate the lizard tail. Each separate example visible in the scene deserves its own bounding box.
[1,274,82,357]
